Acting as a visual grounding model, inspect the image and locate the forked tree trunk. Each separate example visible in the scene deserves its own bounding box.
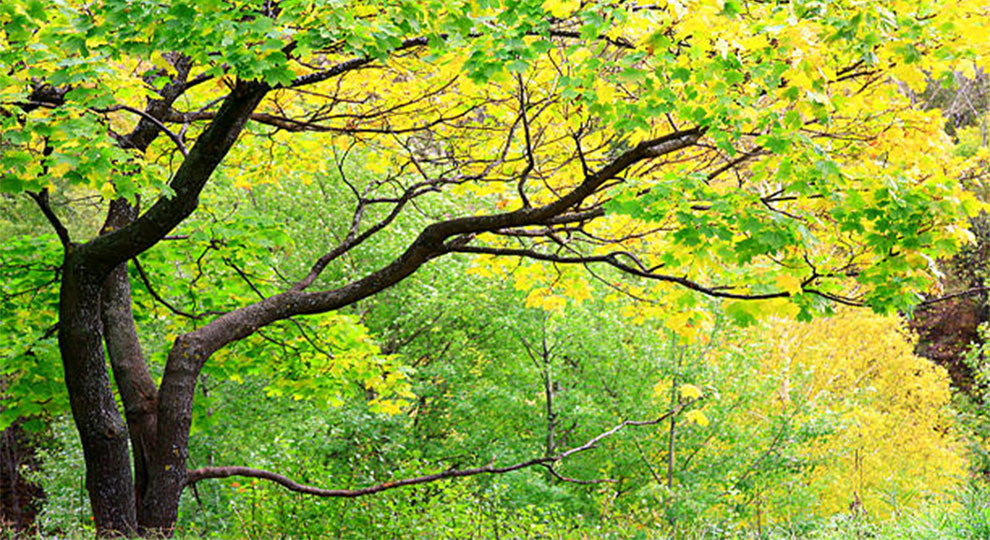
[101,262,159,523]
[55,80,270,537]
[46,56,696,536]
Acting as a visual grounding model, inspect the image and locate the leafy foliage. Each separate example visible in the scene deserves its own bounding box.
[755,310,966,520]
[1,0,988,536]
[0,234,65,432]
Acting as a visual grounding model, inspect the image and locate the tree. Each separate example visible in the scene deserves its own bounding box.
[0,0,986,536]
[760,309,966,519]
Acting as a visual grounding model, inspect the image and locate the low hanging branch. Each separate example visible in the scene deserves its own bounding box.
[185,402,691,497]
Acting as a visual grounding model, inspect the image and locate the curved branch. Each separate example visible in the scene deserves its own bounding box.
[148,128,708,392]
[163,107,475,136]
[288,37,429,89]
[178,127,704,362]
[132,258,224,320]
[80,36,455,274]
[99,105,188,156]
[446,245,792,301]
[286,29,630,92]
[916,286,990,309]
[185,404,687,496]
[80,79,270,273]
[292,174,448,291]
[186,461,555,498]
[446,243,866,307]
[27,189,72,248]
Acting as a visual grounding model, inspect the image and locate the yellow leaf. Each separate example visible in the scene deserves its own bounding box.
[775,274,803,295]
[679,384,704,400]
[233,176,252,190]
[150,52,174,74]
[99,182,116,199]
[524,288,567,312]
[366,157,391,175]
[653,378,673,399]
[684,409,709,427]
[541,0,580,18]
[370,398,404,415]
[593,79,617,104]
[665,310,712,343]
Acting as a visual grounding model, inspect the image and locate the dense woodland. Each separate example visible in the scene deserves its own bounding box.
[1,0,989,538]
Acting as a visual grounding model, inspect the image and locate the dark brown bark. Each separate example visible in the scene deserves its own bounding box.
[107,80,269,534]
[100,200,159,518]
[50,79,269,536]
[93,59,200,524]
[81,80,270,273]
[59,254,137,537]
[0,419,45,536]
[137,338,203,532]
[29,53,199,538]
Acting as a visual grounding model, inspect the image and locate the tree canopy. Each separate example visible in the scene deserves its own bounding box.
[1,0,988,536]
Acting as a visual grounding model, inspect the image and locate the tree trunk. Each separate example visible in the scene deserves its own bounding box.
[102,262,159,523]
[137,337,203,534]
[100,199,160,520]
[59,254,137,537]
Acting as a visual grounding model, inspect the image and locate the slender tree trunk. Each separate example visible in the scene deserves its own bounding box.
[29,68,268,536]
[102,262,158,520]
[100,200,160,519]
[59,254,137,537]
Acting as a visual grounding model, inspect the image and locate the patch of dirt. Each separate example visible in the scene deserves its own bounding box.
[910,297,982,394]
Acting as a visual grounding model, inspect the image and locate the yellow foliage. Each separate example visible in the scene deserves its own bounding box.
[542,0,580,18]
[757,309,966,519]
[653,377,673,399]
[774,274,803,296]
[684,409,710,427]
[679,383,704,400]
[665,310,714,343]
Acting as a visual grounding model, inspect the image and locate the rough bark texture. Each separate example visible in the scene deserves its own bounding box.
[59,255,137,536]
[137,339,202,532]
[50,79,271,537]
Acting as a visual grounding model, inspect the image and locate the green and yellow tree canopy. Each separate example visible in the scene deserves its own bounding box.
[3,0,987,326]
[2,1,989,535]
